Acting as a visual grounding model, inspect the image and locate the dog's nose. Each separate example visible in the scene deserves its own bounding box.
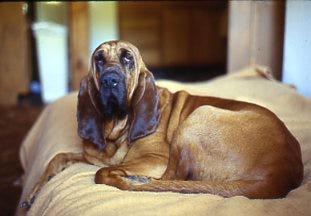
[101,73,120,88]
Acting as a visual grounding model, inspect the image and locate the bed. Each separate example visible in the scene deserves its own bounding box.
[17,66,311,215]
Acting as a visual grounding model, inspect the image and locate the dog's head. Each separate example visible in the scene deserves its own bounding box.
[77,40,160,149]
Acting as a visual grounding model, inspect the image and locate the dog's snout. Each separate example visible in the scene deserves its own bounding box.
[101,73,120,88]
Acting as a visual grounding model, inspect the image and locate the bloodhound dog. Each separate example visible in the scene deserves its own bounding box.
[22,40,303,209]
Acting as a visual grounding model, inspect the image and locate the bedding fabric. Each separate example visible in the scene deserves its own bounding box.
[17,66,311,215]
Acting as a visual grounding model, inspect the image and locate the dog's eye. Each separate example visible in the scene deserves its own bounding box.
[94,51,105,67]
[121,51,134,69]
[123,52,132,63]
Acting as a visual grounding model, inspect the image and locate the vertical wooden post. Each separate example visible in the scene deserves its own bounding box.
[68,2,89,91]
[227,1,285,79]
[0,3,31,105]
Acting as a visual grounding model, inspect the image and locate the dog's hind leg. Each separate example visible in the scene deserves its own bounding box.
[125,105,301,199]
[121,177,289,199]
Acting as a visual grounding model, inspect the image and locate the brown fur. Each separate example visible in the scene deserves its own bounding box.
[23,41,303,209]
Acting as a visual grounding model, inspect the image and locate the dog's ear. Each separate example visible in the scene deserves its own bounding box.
[129,69,161,142]
[77,75,106,149]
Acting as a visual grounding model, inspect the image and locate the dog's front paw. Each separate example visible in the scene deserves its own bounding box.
[95,167,137,190]
[20,195,36,210]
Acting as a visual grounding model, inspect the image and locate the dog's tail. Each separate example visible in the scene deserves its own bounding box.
[124,176,294,199]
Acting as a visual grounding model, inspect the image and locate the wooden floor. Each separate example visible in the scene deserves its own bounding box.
[0,105,42,215]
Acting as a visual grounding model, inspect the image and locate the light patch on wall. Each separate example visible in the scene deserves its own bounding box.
[89,1,119,54]
[282,1,311,97]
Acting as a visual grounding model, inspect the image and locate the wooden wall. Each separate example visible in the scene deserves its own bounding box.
[69,2,89,91]
[0,3,31,105]
[227,1,285,79]
[118,1,228,68]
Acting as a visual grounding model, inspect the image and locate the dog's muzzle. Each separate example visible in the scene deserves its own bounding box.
[99,70,127,119]
[100,72,120,89]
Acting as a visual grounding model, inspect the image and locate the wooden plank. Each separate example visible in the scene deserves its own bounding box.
[118,1,227,68]
[0,3,31,105]
[191,9,227,65]
[227,1,285,79]
[68,2,89,90]
[162,9,191,66]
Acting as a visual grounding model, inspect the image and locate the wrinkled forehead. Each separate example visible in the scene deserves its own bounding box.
[93,40,141,61]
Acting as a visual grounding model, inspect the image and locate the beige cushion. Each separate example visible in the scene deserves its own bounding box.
[18,66,311,215]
